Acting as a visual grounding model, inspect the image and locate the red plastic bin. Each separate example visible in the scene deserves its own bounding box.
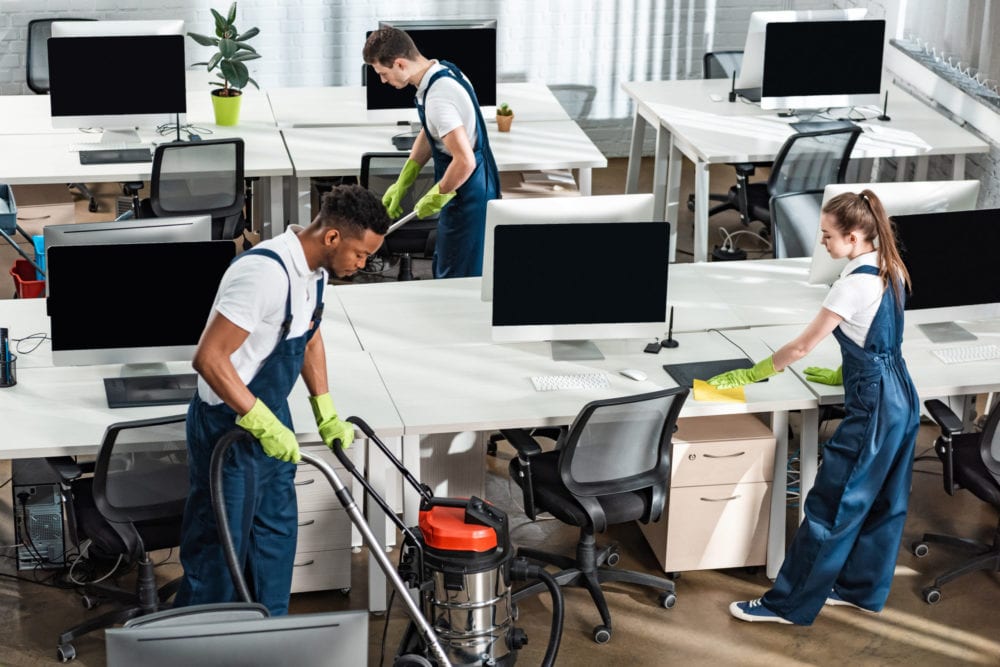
[10,259,45,298]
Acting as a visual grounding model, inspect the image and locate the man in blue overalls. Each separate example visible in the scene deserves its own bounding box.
[173,185,390,615]
[364,27,500,279]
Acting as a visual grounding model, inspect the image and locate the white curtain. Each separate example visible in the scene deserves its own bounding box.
[903,0,998,84]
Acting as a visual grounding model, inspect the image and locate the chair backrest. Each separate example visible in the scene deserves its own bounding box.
[770,189,824,258]
[92,414,189,528]
[703,50,744,80]
[767,126,863,198]
[558,387,688,499]
[150,138,246,240]
[548,84,597,120]
[979,404,1000,487]
[26,18,96,94]
[360,152,436,206]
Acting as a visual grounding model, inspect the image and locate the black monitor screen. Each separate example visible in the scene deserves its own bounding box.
[492,222,669,327]
[365,27,497,109]
[762,20,884,98]
[894,208,1000,310]
[47,241,233,352]
[48,35,187,117]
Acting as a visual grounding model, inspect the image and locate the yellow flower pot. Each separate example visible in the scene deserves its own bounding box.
[211,90,243,126]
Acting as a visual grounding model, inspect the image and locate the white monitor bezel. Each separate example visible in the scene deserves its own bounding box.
[808,181,981,285]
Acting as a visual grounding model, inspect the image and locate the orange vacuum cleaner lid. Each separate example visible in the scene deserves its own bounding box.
[419,505,499,552]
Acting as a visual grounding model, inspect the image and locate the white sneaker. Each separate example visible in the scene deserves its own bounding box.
[729,598,793,624]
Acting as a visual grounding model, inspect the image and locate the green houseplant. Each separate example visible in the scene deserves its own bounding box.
[188,2,261,126]
[496,102,514,132]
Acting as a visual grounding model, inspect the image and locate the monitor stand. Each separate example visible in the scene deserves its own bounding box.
[100,128,143,145]
[917,322,978,344]
[551,340,604,361]
[103,363,198,409]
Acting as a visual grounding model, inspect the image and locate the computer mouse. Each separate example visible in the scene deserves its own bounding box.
[618,368,648,382]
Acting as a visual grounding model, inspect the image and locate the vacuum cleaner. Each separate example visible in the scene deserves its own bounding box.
[210,416,564,667]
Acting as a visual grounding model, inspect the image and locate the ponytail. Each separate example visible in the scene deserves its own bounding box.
[821,189,911,300]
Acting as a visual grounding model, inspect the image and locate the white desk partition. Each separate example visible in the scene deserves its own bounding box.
[622,79,990,262]
[282,120,607,225]
[266,82,571,128]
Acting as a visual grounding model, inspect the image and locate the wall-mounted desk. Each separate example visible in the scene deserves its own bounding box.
[281,120,607,225]
[621,78,990,262]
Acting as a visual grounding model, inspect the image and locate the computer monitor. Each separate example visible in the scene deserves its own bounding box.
[46,240,234,405]
[734,8,867,100]
[491,219,670,360]
[48,20,186,143]
[43,215,213,295]
[808,181,980,285]
[893,208,1000,311]
[366,19,498,110]
[106,610,368,667]
[481,194,655,301]
[760,19,885,111]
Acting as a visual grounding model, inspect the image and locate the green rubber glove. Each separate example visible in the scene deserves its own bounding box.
[707,356,780,390]
[804,366,843,386]
[309,392,355,449]
[414,183,456,219]
[236,398,301,463]
[382,158,422,219]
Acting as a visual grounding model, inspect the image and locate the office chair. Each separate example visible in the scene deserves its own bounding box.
[360,152,437,281]
[730,125,862,235]
[911,399,1000,605]
[502,387,689,644]
[549,84,597,120]
[54,414,189,662]
[26,17,100,213]
[122,138,248,241]
[769,188,825,258]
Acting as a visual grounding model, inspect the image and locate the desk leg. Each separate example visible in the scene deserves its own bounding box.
[258,176,283,240]
[692,160,710,263]
[577,168,592,196]
[952,154,966,179]
[292,176,311,228]
[894,157,909,182]
[401,434,422,528]
[914,156,930,180]
[798,408,819,526]
[625,111,647,194]
[767,410,789,580]
[361,437,388,613]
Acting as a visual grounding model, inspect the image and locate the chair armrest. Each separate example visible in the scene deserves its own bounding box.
[499,429,543,458]
[45,456,85,483]
[924,399,964,437]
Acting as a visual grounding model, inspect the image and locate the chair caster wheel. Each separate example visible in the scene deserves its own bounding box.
[81,595,100,610]
[339,587,351,595]
[659,592,677,609]
[57,644,76,662]
[922,586,941,604]
[88,199,98,213]
[593,625,611,644]
[911,541,929,558]
[666,571,680,580]
[686,194,695,212]
[606,547,620,567]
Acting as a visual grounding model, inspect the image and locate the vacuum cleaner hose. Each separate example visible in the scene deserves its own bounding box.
[511,558,564,667]
[209,428,257,605]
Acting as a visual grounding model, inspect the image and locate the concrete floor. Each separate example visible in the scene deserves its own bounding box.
[2,159,998,665]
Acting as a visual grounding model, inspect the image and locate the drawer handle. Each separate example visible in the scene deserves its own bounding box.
[294,478,315,487]
[700,495,740,502]
[293,559,316,568]
[703,451,746,459]
[298,519,316,527]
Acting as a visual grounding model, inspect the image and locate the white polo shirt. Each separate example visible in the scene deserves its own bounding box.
[416,61,478,154]
[822,251,883,348]
[197,226,328,405]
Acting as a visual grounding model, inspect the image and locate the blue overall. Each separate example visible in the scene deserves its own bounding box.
[762,265,920,625]
[415,60,500,279]
[174,248,324,616]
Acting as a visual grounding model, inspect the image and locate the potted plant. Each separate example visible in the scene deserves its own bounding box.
[496,102,514,132]
[188,2,261,126]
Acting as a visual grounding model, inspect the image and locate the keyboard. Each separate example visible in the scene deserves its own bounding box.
[78,148,153,165]
[69,142,152,153]
[931,344,1000,365]
[530,373,611,392]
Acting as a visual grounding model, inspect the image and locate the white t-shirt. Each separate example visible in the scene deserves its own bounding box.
[197,226,328,405]
[416,61,477,154]
[821,251,884,348]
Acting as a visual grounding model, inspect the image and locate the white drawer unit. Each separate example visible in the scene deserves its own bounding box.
[640,414,776,573]
[290,445,356,594]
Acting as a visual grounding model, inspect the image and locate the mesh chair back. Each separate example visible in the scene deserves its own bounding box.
[703,50,744,80]
[549,84,596,120]
[360,152,437,213]
[559,388,688,498]
[26,18,96,94]
[768,127,862,198]
[92,415,189,526]
[981,405,1000,486]
[150,138,245,237]
[770,189,824,258]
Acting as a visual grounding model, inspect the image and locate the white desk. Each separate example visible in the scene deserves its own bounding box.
[266,82,571,127]
[621,79,990,262]
[281,120,607,224]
